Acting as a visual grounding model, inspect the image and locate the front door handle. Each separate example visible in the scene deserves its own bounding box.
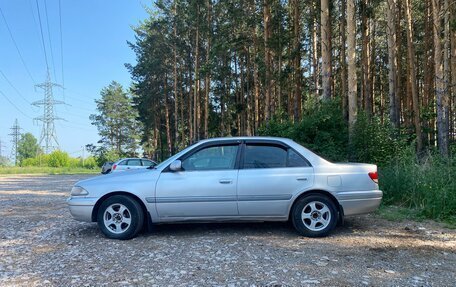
[297,177,308,181]
[219,179,233,184]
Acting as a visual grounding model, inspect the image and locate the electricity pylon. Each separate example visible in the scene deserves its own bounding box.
[33,70,65,154]
[8,119,21,165]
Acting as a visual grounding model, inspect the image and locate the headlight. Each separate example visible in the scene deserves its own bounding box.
[71,186,88,196]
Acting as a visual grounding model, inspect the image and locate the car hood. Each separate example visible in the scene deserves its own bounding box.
[75,168,158,187]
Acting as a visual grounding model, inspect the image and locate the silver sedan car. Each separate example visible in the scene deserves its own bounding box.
[68,137,382,240]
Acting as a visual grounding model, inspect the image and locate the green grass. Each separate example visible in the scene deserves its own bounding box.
[377,205,456,229]
[0,166,100,175]
[376,205,424,222]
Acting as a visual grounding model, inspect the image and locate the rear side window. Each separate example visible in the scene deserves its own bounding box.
[127,159,141,166]
[244,144,311,168]
[287,149,311,167]
[244,145,287,168]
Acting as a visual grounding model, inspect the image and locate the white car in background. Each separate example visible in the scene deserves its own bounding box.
[110,158,157,173]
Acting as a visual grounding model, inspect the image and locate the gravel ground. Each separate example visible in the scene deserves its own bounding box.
[0,174,455,287]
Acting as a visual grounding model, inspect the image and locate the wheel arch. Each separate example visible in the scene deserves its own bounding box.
[91,191,148,223]
[289,189,344,221]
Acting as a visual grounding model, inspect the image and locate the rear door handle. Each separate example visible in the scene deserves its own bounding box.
[219,179,233,184]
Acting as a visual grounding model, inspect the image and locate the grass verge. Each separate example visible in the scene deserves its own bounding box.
[376,205,456,229]
[0,166,100,175]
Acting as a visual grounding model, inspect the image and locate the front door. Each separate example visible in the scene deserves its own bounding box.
[155,143,240,219]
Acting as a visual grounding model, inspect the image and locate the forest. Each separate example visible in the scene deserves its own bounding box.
[125,0,455,160]
[90,0,456,222]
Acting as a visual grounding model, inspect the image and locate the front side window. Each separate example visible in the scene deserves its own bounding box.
[182,145,238,171]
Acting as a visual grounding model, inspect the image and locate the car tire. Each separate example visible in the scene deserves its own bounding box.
[291,194,338,237]
[106,169,111,174]
[97,195,144,240]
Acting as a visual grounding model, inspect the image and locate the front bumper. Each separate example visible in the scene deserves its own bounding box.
[67,197,98,222]
[337,190,383,216]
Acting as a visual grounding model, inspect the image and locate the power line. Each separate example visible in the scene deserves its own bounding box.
[57,122,94,132]
[0,89,34,119]
[35,0,50,72]
[58,0,65,101]
[0,70,35,106]
[0,6,36,84]
[43,0,57,81]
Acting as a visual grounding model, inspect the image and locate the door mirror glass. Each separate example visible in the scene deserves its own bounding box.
[169,160,182,171]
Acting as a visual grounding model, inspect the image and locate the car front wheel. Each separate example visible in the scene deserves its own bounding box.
[97,195,144,240]
[291,194,338,237]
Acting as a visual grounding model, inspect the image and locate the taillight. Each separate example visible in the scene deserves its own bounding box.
[112,164,117,170]
[368,171,378,184]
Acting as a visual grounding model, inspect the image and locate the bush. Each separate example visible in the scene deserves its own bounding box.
[351,112,406,166]
[21,154,49,167]
[83,157,98,169]
[380,148,456,221]
[259,99,348,162]
[47,150,70,167]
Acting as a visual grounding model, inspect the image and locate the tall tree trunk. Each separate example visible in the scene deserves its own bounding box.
[362,0,373,116]
[173,2,179,151]
[405,0,423,152]
[386,0,400,128]
[432,0,450,156]
[395,1,403,127]
[252,11,260,134]
[423,0,433,145]
[321,0,332,100]
[193,3,200,141]
[312,0,319,98]
[443,0,452,143]
[293,0,302,121]
[164,75,172,157]
[264,0,272,122]
[340,0,348,121]
[204,0,212,139]
[347,0,357,141]
[188,51,193,144]
[451,2,456,143]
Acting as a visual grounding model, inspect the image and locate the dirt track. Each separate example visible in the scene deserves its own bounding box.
[0,174,455,286]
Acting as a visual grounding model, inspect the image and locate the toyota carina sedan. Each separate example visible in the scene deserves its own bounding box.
[68,137,382,240]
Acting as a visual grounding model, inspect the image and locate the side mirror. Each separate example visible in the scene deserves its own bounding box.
[169,160,182,171]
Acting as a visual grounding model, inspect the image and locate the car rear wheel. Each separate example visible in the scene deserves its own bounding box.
[291,194,338,237]
[97,195,144,240]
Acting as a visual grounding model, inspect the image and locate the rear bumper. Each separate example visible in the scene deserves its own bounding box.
[67,197,97,222]
[337,190,382,216]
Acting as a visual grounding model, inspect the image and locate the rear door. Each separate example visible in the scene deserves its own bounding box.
[237,141,314,216]
[155,142,241,219]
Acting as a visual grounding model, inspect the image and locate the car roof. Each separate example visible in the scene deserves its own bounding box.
[116,157,152,162]
[196,136,295,146]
